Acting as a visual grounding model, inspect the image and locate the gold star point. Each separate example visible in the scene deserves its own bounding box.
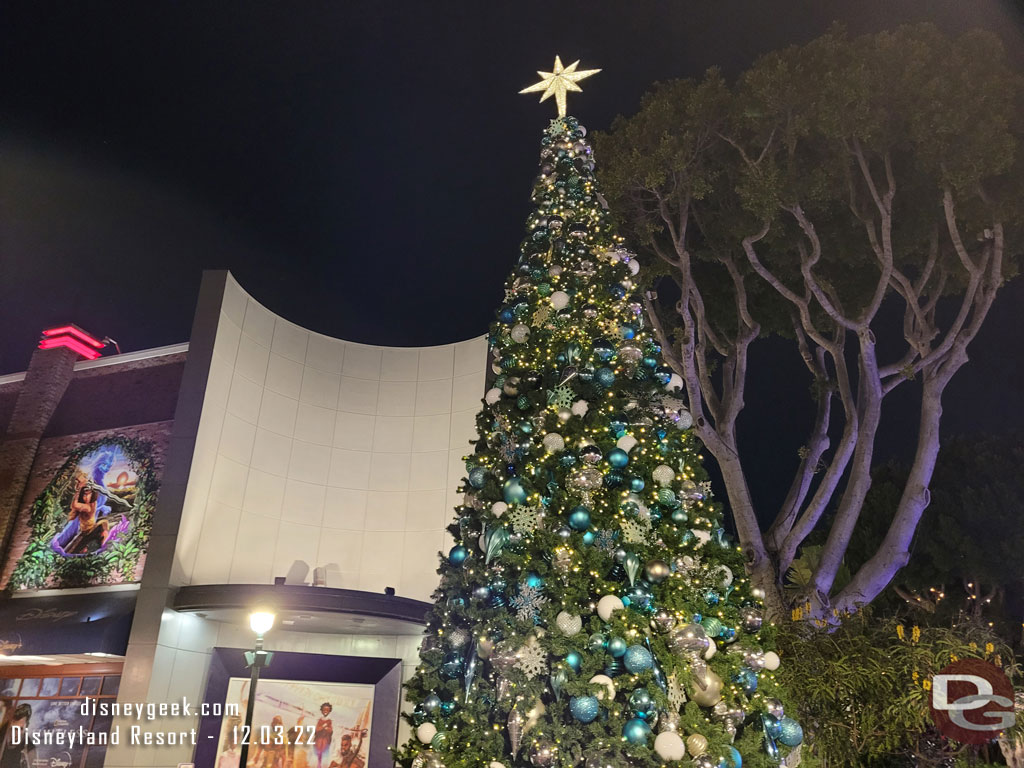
[519,55,601,117]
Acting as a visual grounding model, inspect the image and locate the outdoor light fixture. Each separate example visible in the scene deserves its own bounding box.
[238,610,276,768]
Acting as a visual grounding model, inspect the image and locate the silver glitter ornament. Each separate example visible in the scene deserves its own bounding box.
[649,609,677,634]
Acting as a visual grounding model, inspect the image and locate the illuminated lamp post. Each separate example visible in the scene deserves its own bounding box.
[238,610,275,768]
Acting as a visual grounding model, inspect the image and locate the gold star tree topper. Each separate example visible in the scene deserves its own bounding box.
[519,56,601,117]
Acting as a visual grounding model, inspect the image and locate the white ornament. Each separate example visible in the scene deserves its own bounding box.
[763,651,781,671]
[571,399,589,417]
[489,763,507,768]
[485,388,502,405]
[666,373,684,392]
[589,674,616,701]
[627,259,641,276]
[548,265,563,276]
[652,465,675,487]
[550,291,570,310]
[555,611,582,636]
[704,638,717,660]
[712,565,734,589]
[616,435,638,453]
[691,529,712,548]
[596,594,625,622]
[511,324,530,343]
[653,731,686,761]
[676,409,693,430]
[416,723,437,744]
[491,501,507,518]
[542,433,566,453]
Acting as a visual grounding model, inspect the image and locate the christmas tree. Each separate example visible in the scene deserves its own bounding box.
[396,58,802,768]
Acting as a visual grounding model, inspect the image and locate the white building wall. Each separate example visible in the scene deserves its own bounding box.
[171,274,486,601]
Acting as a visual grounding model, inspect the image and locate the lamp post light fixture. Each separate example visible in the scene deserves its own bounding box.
[238,610,275,768]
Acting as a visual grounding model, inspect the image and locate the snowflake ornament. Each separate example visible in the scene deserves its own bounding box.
[593,529,618,553]
[532,304,553,327]
[620,516,653,545]
[547,385,575,410]
[509,505,543,535]
[514,635,548,679]
[510,584,548,624]
[667,673,687,711]
[698,480,713,499]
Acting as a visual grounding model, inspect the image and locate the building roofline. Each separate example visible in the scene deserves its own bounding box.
[0,342,190,385]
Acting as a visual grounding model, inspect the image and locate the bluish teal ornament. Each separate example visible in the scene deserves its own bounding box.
[440,699,456,716]
[628,688,653,715]
[525,572,544,589]
[603,470,624,488]
[448,545,469,566]
[618,323,637,340]
[721,627,738,643]
[604,658,623,677]
[657,488,677,505]
[499,308,516,323]
[735,667,758,694]
[654,366,673,385]
[503,477,528,504]
[777,717,803,747]
[608,448,629,468]
[569,505,591,531]
[726,746,742,768]
[704,589,720,605]
[595,367,616,387]
[517,420,533,434]
[582,530,595,546]
[468,467,487,488]
[565,652,583,673]
[570,695,600,724]
[593,339,615,361]
[440,652,464,679]
[589,633,607,652]
[763,715,782,739]
[560,454,578,467]
[671,508,688,524]
[642,356,658,369]
[550,668,568,701]
[630,477,646,491]
[607,636,627,657]
[516,394,530,410]
[623,645,653,674]
[622,718,652,744]
[484,525,508,565]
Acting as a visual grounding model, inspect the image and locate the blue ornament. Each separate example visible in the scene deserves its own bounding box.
[570,695,600,724]
[440,652,464,679]
[439,699,456,715]
[704,589,720,605]
[582,530,596,546]
[448,545,469,566]
[608,448,629,468]
[592,339,615,361]
[604,658,623,677]
[468,467,487,488]
[721,627,738,643]
[623,645,653,674]
[560,453,578,467]
[568,505,591,531]
[517,420,533,434]
[778,717,803,747]
[595,367,616,387]
[654,366,673,385]
[630,477,646,491]
[618,323,637,340]
[499,308,515,323]
[603,470,624,488]
[550,668,568,701]
[642,356,658,369]
[735,667,758,694]
[565,652,583,673]
[726,746,742,768]
[589,633,607,652]
[763,714,783,739]
[628,688,653,715]
[622,717,652,744]
[607,636,627,657]
[503,477,528,504]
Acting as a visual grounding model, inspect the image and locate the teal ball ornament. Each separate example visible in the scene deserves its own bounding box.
[654,366,673,385]
[503,477,528,504]
[525,572,544,589]
[734,667,758,694]
[569,506,591,531]
[570,695,600,723]
[700,617,723,637]
[763,714,783,739]
[623,645,653,674]
[595,367,616,388]
[629,688,653,715]
[630,476,645,491]
[593,339,615,361]
[671,508,689,524]
[608,448,629,468]
[604,658,623,677]
[582,530,596,546]
[607,636,627,657]
[565,652,583,673]
[468,467,487,488]
[622,718,652,744]
[726,746,742,768]
[439,700,455,716]
[589,633,607,652]
[778,718,803,747]
[440,652,464,680]
[448,545,469,566]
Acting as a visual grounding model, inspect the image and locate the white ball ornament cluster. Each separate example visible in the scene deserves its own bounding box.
[571,399,589,417]
[510,324,530,343]
[653,731,686,761]
[763,650,781,671]
[652,464,675,487]
[485,388,502,405]
[588,674,615,701]
[596,594,624,621]
[542,433,565,453]
[491,501,507,518]
[416,723,437,744]
[616,434,638,452]
[555,611,582,636]
[550,291,570,310]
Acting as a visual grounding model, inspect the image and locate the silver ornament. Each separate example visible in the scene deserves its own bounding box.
[657,709,680,733]
[570,467,603,490]
[742,607,763,633]
[447,627,470,649]
[411,751,445,768]
[765,697,785,719]
[528,741,557,767]
[667,624,709,656]
[507,708,524,755]
[557,407,572,423]
[744,649,766,670]
[650,609,677,634]
[491,642,518,674]
[644,559,671,583]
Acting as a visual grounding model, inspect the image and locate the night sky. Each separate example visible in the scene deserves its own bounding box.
[3,2,1023,514]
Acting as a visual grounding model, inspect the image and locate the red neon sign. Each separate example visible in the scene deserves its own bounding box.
[38,325,105,360]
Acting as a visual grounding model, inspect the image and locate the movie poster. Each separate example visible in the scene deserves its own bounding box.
[5,437,158,590]
[215,679,373,768]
